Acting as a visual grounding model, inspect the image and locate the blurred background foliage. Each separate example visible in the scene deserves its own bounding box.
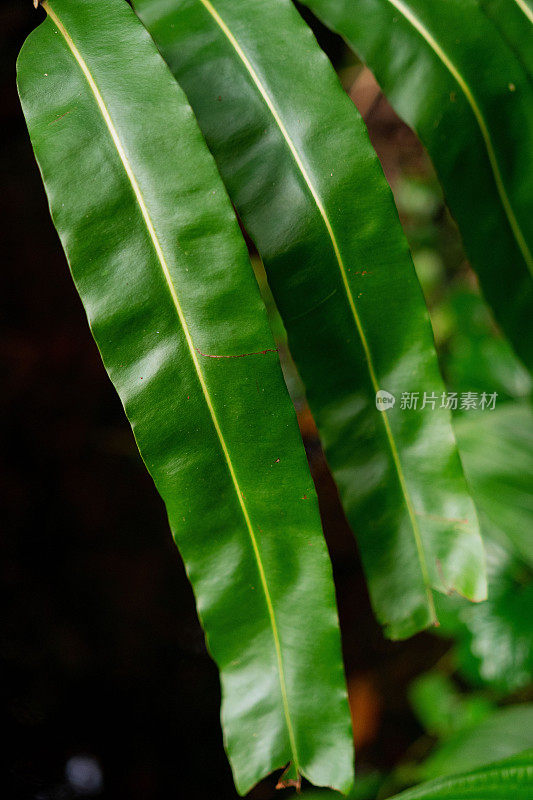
[2,2,531,799]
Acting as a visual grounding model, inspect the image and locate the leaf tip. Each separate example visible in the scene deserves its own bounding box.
[276,762,301,792]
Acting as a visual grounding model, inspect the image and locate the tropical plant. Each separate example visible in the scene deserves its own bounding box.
[17,0,531,795]
[304,750,533,800]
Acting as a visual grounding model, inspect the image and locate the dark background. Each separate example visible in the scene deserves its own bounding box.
[2,3,446,798]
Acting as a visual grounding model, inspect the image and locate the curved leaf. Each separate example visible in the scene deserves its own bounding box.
[396,750,533,799]
[17,0,354,793]
[479,0,533,80]
[418,706,533,781]
[301,750,533,799]
[300,0,533,368]
[135,0,486,639]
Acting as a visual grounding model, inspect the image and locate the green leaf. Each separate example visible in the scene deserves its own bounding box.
[134,0,486,640]
[17,0,354,793]
[434,405,533,692]
[454,582,533,692]
[479,0,533,80]
[454,403,533,568]
[442,291,532,404]
[306,771,382,799]
[418,706,533,780]
[397,750,533,799]
[301,750,533,799]
[433,536,533,693]
[409,671,493,739]
[300,0,533,368]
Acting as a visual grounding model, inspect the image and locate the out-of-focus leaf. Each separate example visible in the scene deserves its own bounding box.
[300,0,533,368]
[455,403,533,567]
[450,581,533,693]
[443,292,532,403]
[135,0,486,640]
[17,0,354,793]
[304,771,382,799]
[479,0,533,80]
[397,750,533,798]
[409,672,493,739]
[434,534,533,693]
[434,403,533,691]
[303,751,533,799]
[419,706,533,780]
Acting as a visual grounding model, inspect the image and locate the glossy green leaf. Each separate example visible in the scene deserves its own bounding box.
[17,0,354,793]
[479,0,533,80]
[135,0,486,640]
[419,706,533,780]
[300,0,533,368]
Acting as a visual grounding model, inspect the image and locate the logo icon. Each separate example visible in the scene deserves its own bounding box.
[376,390,396,410]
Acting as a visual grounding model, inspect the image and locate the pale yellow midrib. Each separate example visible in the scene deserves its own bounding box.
[386,0,533,275]
[513,0,533,25]
[198,0,436,620]
[42,1,299,772]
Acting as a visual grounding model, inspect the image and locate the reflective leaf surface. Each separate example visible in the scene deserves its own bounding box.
[301,0,533,368]
[17,0,353,792]
[136,0,486,640]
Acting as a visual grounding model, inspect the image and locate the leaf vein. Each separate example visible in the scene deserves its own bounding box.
[386,0,533,275]
[197,0,436,619]
[42,0,299,773]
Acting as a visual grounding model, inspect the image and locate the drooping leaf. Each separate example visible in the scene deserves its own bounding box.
[394,170,532,402]
[135,0,486,640]
[17,0,354,793]
[300,0,533,368]
[479,0,533,80]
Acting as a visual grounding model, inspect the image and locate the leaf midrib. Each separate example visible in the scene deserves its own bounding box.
[513,0,533,25]
[385,0,533,275]
[42,0,300,773]
[197,0,436,620]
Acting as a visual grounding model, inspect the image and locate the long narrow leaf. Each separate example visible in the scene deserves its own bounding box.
[17,0,354,793]
[300,0,533,368]
[135,0,486,640]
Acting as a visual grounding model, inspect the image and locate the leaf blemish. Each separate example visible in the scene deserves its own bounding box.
[195,346,278,359]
